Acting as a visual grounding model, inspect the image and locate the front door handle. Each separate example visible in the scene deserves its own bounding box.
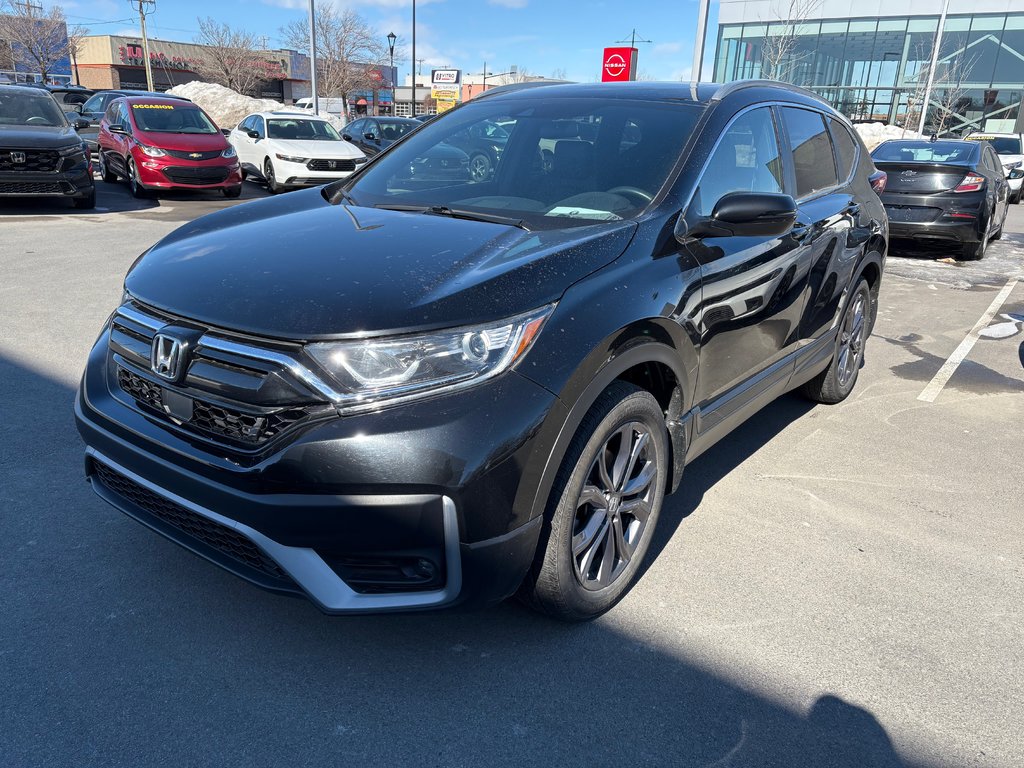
[791,224,811,242]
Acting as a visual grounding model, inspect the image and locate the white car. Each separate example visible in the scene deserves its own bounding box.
[229,111,367,194]
[965,132,1024,204]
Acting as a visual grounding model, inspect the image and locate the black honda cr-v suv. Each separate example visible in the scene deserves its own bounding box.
[76,81,887,620]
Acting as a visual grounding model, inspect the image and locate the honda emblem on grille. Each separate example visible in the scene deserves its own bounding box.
[11,151,26,164]
[328,160,337,169]
[151,333,184,381]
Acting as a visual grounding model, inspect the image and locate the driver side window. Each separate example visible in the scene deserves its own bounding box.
[692,108,784,218]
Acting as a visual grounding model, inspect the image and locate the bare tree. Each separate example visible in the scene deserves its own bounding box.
[193,17,277,97]
[549,67,567,81]
[760,0,821,83]
[0,1,85,83]
[902,43,976,136]
[280,6,389,114]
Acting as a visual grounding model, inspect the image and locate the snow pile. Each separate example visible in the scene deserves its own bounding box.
[166,81,286,130]
[854,122,922,151]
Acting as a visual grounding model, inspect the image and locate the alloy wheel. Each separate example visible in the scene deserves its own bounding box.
[837,290,866,388]
[572,422,657,590]
[469,153,490,182]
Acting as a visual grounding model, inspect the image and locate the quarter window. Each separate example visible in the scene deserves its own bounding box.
[781,108,838,198]
[692,107,784,218]
[828,118,858,182]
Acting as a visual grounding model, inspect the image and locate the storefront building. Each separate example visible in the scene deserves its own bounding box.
[714,0,1024,135]
[73,35,311,102]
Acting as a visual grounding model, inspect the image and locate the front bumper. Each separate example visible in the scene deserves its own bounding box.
[276,159,361,187]
[136,156,243,190]
[0,166,93,198]
[75,326,557,613]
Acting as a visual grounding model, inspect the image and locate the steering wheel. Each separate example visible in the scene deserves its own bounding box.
[606,186,653,205]
[26,116,49,125]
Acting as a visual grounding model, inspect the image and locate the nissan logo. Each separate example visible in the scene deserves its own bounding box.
[151,333,184,381]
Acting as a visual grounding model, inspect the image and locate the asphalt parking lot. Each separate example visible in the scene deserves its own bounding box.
[1,183,1022,767]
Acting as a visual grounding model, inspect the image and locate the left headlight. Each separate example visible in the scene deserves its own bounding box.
[276,153,308,163]
[306,305,553,411]
[222,145,237,158]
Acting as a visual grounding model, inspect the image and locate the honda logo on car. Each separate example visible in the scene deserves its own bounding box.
[601,47,637,82]
[151,333,184,381]
[431,69,461,85]
[11,151,26,163]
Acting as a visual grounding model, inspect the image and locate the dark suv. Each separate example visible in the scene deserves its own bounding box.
[75,81,887,620]
[0,84,95,208]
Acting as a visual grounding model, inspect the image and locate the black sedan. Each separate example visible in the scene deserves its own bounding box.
[871,139,1010,260]
[341,116,420,157]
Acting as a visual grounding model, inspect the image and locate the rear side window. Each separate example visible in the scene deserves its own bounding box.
[692,107,784,217]
[828,118,858,182]
[781,108,838,198]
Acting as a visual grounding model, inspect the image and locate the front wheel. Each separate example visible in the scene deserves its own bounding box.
[468,152,491,182]
[222,185,242,199]
[801,279,871,404]
[264,157,280,194]
[72,188,96,209]
[520,381,668,621]
[126,157,150,199]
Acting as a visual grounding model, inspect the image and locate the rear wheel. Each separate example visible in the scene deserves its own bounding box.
[801,279,871,404]
[992,202,1007,240]
[520,381,668,621]
[963,233,987,260]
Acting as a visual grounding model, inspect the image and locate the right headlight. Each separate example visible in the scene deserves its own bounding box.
[276,153,308,163]
[306,305,553,411]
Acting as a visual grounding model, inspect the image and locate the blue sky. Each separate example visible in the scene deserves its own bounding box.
[50,0,718,84]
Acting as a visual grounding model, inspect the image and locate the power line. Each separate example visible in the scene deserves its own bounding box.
[615,29,652,50]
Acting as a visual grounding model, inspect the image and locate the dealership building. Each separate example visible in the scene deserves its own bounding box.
[713,0,1024,134]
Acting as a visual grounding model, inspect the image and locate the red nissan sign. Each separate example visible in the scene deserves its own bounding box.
[601,47,637,82]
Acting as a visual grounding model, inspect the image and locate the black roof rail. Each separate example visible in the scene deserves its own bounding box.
[710,79,832,106]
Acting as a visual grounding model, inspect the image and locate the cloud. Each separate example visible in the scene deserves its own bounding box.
[488,0,528,7]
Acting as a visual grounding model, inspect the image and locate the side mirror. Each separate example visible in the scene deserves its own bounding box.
[1010,168,1024,180]
[247,130,260,140]
[364,132,377,142]
[108,124,128,135]
[220,128,231,136]
[676,192,798,240]
[73,118,89,130]
[342,133,352,141]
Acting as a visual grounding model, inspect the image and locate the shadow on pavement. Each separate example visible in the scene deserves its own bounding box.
[0,354,926,767]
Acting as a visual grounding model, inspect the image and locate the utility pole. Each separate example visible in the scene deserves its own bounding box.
[918,0,950,135]
[128,0,156,91]
[616,28,651,51]
[16,1,43,16]
[411,0,416,115]
[307,0,319,114]
[692,0,710,83]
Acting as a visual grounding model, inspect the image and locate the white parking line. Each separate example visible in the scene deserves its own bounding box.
[917,278,1019,403]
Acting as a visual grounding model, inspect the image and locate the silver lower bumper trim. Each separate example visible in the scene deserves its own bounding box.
[85,447,463,613]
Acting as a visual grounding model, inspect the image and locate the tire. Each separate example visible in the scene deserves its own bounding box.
[72,188,96,209]
[992,202,1007,240]
[962,234,987,261]
[222,185,242,199]
[800,279,871,405]
[1012,190,1021,205]
[520,381,669,621]
[98,151,117,183]
[468,152,491,182]
[126,157,150,199]
[264,157,280,194]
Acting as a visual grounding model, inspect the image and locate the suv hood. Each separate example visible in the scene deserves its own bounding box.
[0,124,82,148]
[125,188,637,340]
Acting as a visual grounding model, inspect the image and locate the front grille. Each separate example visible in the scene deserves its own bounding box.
[117,367,307,446]
[0,180,70,195]
[92,461,290,581]
[0,148,60,172]
[307,158,356,172]
[162,166,229,185]
[164,149,223,161]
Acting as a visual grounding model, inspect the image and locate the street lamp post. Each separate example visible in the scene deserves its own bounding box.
[387,31,396,116]
[411,0,416,116]
[307,0,319,115]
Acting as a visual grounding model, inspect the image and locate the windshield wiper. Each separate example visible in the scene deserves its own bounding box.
[374,204,530,230]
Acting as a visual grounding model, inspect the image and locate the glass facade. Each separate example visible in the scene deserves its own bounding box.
[714,13,1024,136]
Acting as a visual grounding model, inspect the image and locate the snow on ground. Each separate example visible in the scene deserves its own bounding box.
[854,122,922,150]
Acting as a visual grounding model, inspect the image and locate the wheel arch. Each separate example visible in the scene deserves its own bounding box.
[515,327,695,528]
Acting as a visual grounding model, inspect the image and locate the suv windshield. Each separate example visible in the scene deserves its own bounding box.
[267,118,342,141]
[0,90,67,127]
[871,141,976,163]
[345,97,702,228]
[130,104,218,134]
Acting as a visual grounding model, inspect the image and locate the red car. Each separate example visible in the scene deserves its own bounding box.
[96,96,242,198]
